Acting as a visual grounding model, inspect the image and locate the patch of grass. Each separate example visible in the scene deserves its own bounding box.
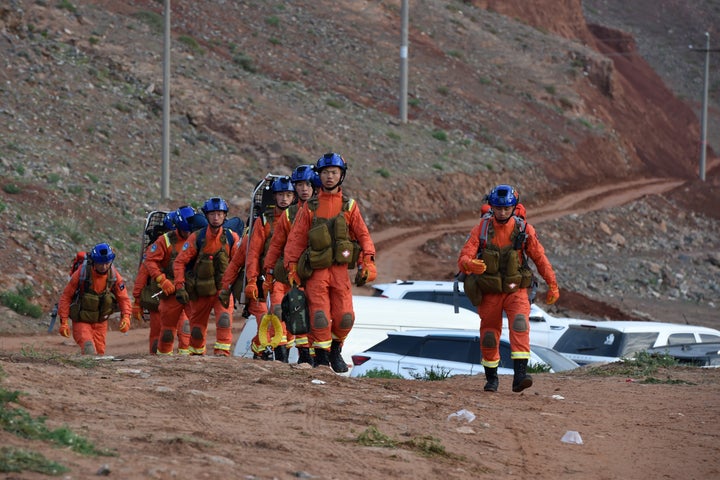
[46,173,61,184]
[356,426,397,447]
[112,102,132,113]
[408,98,421,107]
[528,363,552,373]
[0,289,43,319]
[67,185,83,195]
[431,129,448,141]
[233,53,256,73]
[88,36,99,45]
[432,163,443,170]
[86,173,99,184]
[18,346,98,369]
[437,86,449,96]
[133,11,163,33]
[56,0,77,14]
[0,447,68,476]
[15,165,25,176]
[326,99,343,109]
[479,76,491,85]
[410,366,452,381]
[178,35,204,55]
[386,131,401,141]
[265,16,280,27]
[269,37,281,45]
[586,351,681,377]
[374,168,391,179]
[402,435,449,457]
[356,367,401,379]
[544,85,556,95]
[0,201,5,214]
[447,50,463,59]
[0,386,113,456]
[2,183,21,194]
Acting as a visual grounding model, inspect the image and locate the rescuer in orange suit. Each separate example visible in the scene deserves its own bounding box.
[284,153,377,373]
[142,207,195,355]
[173,197,240,356]
[458,184,559,393]
[57,242,132,355]
[262,165,318,365]
[244,176,297,361]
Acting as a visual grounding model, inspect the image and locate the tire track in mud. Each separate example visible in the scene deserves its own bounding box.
[372,178,686,283]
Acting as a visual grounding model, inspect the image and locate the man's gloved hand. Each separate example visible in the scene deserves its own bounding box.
[59,320,70,338]
[119,315,131,333]
[218,289,231,308]
[132,302,144,322]
[463,259,487,275]
[245,279,259,301]
[175,287,189,305]
[262,273,274,297]
[546,284,560,305]
[356,255,377,286]
[156,275,175,296]
[287,263,301,287]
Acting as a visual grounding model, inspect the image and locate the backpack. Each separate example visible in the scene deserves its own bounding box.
[281,286,310,335]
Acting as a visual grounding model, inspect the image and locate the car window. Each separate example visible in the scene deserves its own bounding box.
[403,291,435,302]
[666,333,697,345]
[618,332,660,356]
[554,328,625,357]
[367,335,423,355]
[435,292,475,312]
[418,338,473,363]
[700,334,720,343]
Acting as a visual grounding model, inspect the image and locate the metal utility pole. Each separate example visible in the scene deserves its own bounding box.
[399,0,409,123]
[161,0,171,199]
[700,32,710,182]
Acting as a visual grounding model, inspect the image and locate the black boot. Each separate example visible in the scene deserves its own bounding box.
[274,345,289,363]
[297,347,314,366]
[329,340,348,373]
[483,367,499,392]
[314,348,330,367]
[512,359,533,393]
[253,346,273,361]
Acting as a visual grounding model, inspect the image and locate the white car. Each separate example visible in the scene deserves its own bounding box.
[233,296,482,370]
[349,329,579,379]
[371,280,582,348]
[552,321,720,365]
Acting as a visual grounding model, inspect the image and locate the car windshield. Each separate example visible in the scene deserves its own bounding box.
[554,328,659,358]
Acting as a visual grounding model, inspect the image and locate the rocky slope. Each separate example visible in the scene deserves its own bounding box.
[0,0,718,329]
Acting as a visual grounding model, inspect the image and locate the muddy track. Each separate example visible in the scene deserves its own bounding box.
[372,177,686,283]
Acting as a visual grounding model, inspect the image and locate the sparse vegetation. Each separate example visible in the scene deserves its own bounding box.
[0,288,43,319]
[410,366,453,381]
[2,184,21,194]
[431,130,448,141]
[356,367,401,379]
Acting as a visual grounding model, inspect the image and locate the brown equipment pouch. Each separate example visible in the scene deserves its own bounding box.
[308,221,332,251]
[274,257,288,285]
[463,274,483,306]
[481,249,500,275]
[140,283,161,311]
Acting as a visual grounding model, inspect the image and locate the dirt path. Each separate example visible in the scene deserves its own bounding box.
[372,177,685,283]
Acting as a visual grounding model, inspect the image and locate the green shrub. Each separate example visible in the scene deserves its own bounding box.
[375,168,391,178]
[132,11,163,33]
[431,130,448,141]
[2,184,21,194]
[0,447,69,475]
[411,366,452,381]
[233,53,256,73]
[0,289,43,319]
[356,367,402,379]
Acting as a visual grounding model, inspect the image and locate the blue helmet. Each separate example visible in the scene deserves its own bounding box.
[487,184,519,208]
[175,205,195,233]
[316,152,347,172]
[90,243,116,264]
[271,176,295,193]
[201,196,229,215]
[163,210,179,230]
[291,164,316,185]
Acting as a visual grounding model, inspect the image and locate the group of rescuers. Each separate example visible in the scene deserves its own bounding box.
[57,152,560,393]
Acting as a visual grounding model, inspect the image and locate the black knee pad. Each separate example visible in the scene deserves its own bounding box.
[313,311,329,329]
[512,314,528,332]
[481,331,497,348]
[191,326,204,340]
[217,312,231,328]
[339,312,354,329]
[161,330,174,343]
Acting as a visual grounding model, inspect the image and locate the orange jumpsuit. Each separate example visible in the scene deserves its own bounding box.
[284,189,375,351]
[245,208,292,355]
[142,232,191,355]
[263,203,308,350]
[173,226,240,356]
[58,265,132,355]
[457,217,556,367]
